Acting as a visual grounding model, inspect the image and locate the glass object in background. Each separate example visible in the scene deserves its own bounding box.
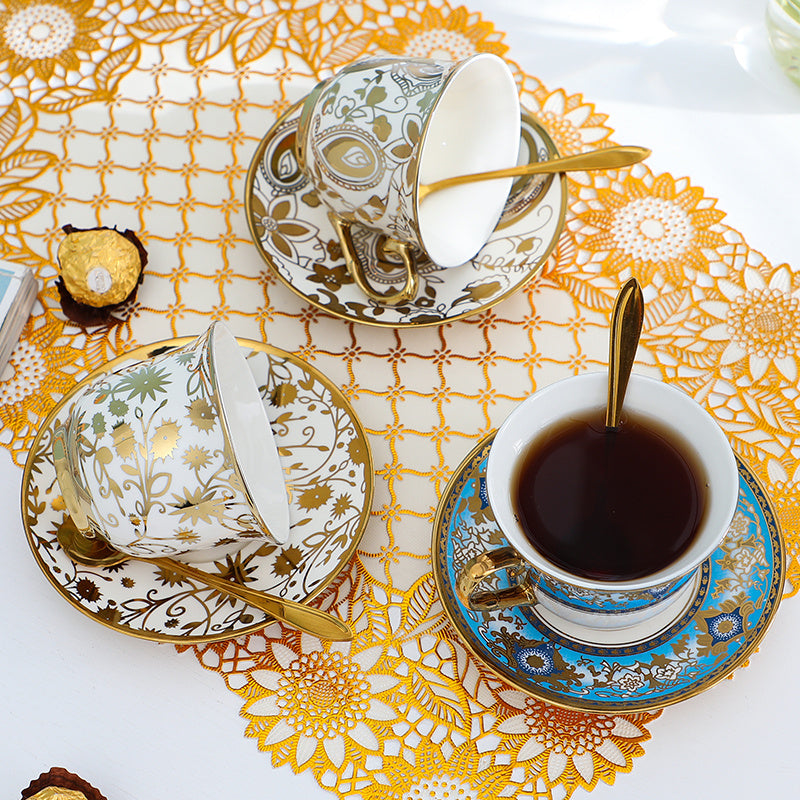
[766,0,800,85]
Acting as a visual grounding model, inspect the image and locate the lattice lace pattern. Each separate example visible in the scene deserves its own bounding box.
[2,1,797,798]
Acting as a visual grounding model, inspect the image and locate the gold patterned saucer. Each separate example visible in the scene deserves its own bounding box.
[22,338,373,643]
[245,100,567,327]
[433,436,785,712]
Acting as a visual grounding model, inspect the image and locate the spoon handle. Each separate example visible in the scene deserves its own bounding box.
[605,278,644,429]
[418,145,650,202]
[151,557,352,641]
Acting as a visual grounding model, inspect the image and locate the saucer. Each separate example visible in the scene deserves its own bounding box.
[245,100,566,327]
[22,338,373,643]
[432,436,785,712]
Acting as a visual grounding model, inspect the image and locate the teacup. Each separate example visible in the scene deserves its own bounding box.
[54,322,290,564]
[456,372,739,629]
[295,54,520,305]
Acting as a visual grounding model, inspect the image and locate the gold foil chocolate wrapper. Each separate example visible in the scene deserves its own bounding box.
[28,789,87,800]
[57,227,143,307]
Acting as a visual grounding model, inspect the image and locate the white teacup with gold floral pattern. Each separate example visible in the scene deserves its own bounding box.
[54,322,290,564]
[295,54,520,305]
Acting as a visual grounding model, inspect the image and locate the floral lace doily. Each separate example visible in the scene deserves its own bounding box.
[2,2,796,798]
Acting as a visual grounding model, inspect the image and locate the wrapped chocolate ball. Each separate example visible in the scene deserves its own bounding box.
[56,225,146,326]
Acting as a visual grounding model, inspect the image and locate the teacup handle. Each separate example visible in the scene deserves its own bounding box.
[53,425,92,534]
[328,213,419,306]
[456,546,538,611]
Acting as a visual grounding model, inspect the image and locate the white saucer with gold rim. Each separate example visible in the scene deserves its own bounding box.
[22,338,373,643]
[245,100,567,328]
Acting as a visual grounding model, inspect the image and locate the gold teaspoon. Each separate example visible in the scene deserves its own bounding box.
[605,277,645,430]
[418,145,651,203]
[55,515,353,642]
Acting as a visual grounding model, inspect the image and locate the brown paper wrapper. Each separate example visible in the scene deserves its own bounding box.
[20,769,107,800]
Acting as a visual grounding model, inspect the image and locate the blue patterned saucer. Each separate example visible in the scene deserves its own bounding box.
[433,436,785,712]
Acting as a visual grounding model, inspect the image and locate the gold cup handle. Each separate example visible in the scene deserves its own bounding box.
[328,213,419,306]
[53,425,92,534]
[455,546,538,611]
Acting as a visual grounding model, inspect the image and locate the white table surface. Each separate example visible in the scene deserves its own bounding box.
[4,1,799,797]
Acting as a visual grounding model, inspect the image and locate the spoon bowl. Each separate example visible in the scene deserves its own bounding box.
[605,277,644,429]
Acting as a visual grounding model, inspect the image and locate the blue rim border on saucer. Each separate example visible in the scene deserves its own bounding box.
[432,435,785,712]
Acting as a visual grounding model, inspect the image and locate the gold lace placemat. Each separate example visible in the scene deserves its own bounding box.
[3,1,796,797]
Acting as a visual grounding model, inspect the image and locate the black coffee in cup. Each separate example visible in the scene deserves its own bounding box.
[512,409,707,582]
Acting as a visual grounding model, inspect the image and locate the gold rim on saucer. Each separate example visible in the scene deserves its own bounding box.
[244,99,567,328]
[21,337,374,643]
[432,435,785,712]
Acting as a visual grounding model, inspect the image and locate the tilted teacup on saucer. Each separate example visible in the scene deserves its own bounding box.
[295,53,521,305]
[54,321,290,564]
[246,101,567,328]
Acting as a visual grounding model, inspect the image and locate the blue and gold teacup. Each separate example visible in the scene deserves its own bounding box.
[296,54,520,305]
[457,373,739,630]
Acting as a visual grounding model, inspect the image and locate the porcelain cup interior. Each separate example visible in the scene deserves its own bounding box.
[484,372,739,628]
[297,53,520,266]
[56,322,290,563]
[415,53,521,266]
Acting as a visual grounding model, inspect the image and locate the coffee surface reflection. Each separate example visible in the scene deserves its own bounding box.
[513,409,707,582]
